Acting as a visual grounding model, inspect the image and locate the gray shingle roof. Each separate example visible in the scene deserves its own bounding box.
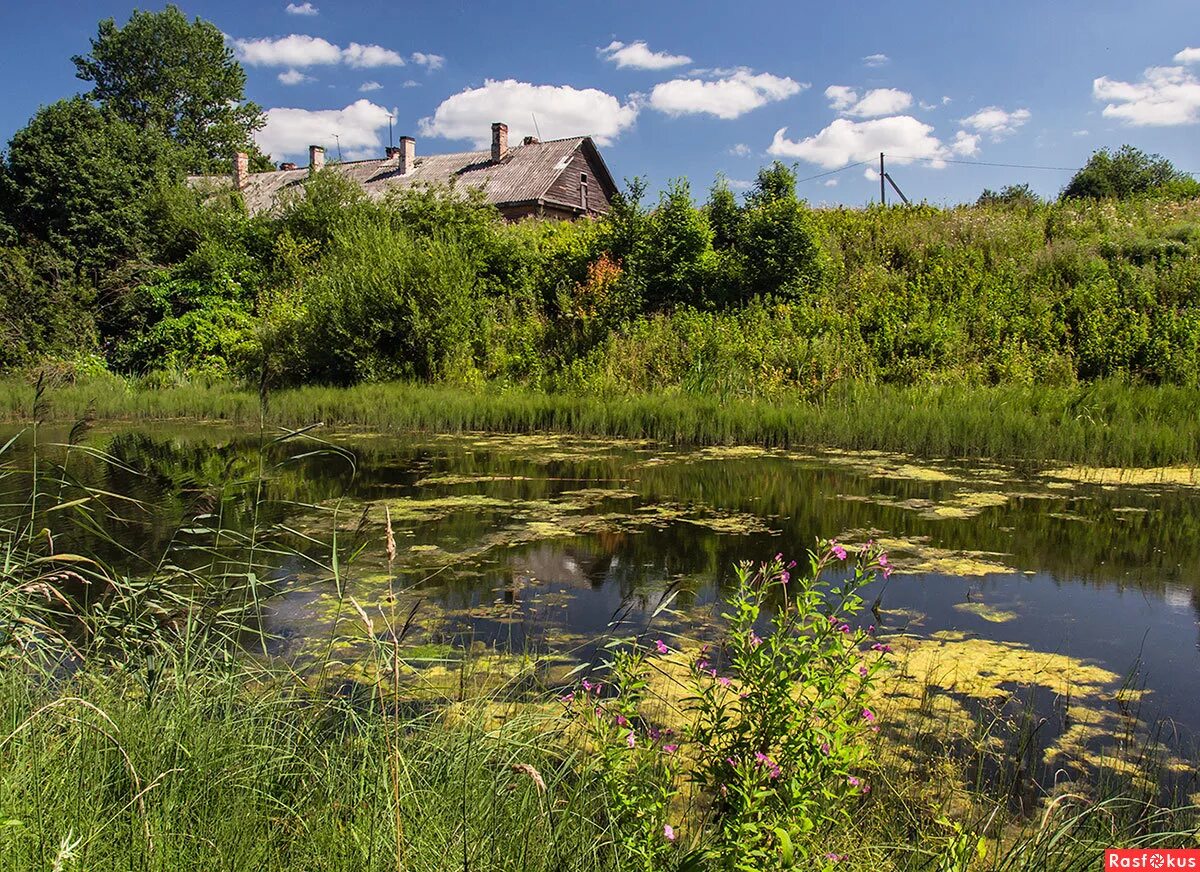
[190,137,611,216]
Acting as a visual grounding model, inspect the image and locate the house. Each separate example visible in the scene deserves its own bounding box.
[193,122,619,221]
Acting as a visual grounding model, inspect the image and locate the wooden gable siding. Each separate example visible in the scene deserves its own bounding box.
[542,147,613,216]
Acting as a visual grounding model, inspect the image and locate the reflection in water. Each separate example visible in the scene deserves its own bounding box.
[5,423,1200,754]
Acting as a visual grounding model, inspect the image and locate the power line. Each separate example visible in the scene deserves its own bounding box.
[794,160,870,184]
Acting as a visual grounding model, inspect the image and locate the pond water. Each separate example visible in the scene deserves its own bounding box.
[5,422,1200,783]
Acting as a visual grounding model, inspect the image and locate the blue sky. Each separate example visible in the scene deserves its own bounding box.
[2,0,1198,205]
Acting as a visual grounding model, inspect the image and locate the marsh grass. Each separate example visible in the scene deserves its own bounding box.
[4,376,1200,467]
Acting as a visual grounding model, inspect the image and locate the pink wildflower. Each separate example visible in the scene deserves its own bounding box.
[654,639,669,655]
[858,665,869,677]
[832,542,848,561]
[847,776,860,788]
[754,752,781,779]
[559,691,575,703]
[718,676,732,688]
[663,824,676,842]
[663,744,678,754]
[615,714,628,727]
[862,708,876,724]
[820,742,831,755]
[780,571,790,585]
[626,731,636,749]
[749,631,762,648]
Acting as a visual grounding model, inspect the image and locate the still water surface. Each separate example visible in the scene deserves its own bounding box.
[6,423,1200,755]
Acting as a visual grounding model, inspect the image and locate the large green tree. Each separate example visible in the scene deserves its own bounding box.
[5,97,173,270]
[72,5,267,173]
[1062,145,1199,201]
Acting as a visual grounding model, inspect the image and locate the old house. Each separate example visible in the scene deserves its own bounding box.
[195,122,618,221]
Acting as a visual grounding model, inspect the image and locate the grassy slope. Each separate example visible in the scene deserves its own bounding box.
[3,377,1199,467]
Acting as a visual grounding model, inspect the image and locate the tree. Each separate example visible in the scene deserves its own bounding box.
[976,183,1041,208]
[73,5,267,173]
[706,178,742,251]
[744,161,798,209]
[5,97,174,271]
[642,179,714,309]
[1061,145,1199,201]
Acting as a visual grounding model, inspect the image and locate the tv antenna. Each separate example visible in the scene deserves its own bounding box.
[387,113,395,148]
[531,112,542,140]
[332,133,343,162]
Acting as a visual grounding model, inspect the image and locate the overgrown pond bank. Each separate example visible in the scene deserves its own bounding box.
[6,376,1200,467]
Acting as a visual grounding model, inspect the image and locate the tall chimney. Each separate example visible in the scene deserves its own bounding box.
[309,145,325,174]
[398,136,415,174]
[233,151,249,189]
[491,122,508,162]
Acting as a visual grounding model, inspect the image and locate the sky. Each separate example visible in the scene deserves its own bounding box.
[1,0,1198,205]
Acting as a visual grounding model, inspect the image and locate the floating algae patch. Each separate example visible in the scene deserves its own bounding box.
[893,634,1122,701]
[841,531,1016,576]
[415,473,535,486]
[1044,465,1200,489]
[385,494,514,524]
[837,489,1013,520]
[952,601,1018,623]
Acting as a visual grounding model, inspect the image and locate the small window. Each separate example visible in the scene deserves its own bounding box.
[581,173,589,211]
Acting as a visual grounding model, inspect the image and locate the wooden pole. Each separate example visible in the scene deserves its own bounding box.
[880,152,886,206]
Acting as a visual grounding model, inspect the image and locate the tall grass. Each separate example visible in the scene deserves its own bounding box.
[3,375,1200,467]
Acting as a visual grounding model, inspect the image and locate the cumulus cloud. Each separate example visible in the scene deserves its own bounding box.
[823,178,838,187]
[359,80,383,92]
[826,86,913,117]
[649,69,805,119]
[960,105,1031,138]
[411,52,445,71]
[951,131,980,156]
[600,40,691,70]
[1073,128,1090,136]
[419,79,639,146]
[256,98,395,161]
[285,2,317,14]
[729,143,752,157]
[278,69,313,85]
[1094,64,1200,126]
[232,34,404,68]
[863,53,889,67]
[342,42,406,68]
[1174,47,1200,64]
[769,115,948,168]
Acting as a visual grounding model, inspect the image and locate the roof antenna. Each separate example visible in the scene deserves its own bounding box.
[387,113,395,149]
[332,133,342,163]
[531,112,542,141]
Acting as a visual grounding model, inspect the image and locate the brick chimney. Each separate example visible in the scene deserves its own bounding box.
[397,136,415,174]
[491,122,508,162]
[309,145,325,173]
[233,151,249,189]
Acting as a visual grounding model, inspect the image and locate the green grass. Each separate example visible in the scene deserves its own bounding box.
[4,375,1200,467]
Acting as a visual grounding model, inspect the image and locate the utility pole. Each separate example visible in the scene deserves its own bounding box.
[880,152,886,206]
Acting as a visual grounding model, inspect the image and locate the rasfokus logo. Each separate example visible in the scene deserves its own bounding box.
[1106,849,1200,869]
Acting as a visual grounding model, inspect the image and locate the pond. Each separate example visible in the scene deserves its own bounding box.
[5,422,1200,787]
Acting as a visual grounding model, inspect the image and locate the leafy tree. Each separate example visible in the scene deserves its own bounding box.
[706,178,743,251]
[1062,145,1199,201]
[4,97,173,271]
[976,183,1041,208]
[73,5,267,172]
[744,161,798,209]
[740,197,826,300]
[642,179,714,310]
[0,244,97,369]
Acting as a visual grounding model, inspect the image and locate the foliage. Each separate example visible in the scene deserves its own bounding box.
[1061,145,1200,201]
[0,245,97,369]
[72,4,267,173]
[976,183,1041,208]
[4,98,173,270]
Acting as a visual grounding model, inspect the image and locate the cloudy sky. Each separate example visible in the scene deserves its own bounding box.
[3,0,1198,204]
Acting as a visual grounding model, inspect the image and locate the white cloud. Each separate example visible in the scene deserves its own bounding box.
[419,79,639,146]
[359,80,383,92]
[1174,47,1200,64]
[411,52,445,71]
[256,98,395,161]
[863,53,889,67]
[342,42,405,68]
[726,178,752,190]
[285,2,317,14]
[234,34,342,67]
[864,167,879,181]
[600,40,691,70]
[1073,128,1090,136]
[729,143,752,157]
[770,115,948,168]
[951,131,980,156]
[960,105,1031,138]
[278,69,313,85]
[825,85,858,112]
[649,69,805,119]
[1094,64,1200,126]
[823,178,838,187]
[232,34,404,68]
[826,86,913,117]
[402,80,421,88]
